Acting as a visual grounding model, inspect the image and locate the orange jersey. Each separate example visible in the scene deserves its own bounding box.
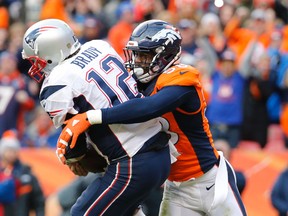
[152,64,219,182]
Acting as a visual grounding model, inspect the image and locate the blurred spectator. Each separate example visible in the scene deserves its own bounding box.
[0,2,9,29]
[107,1,134,57]
[7,21,39,103]
[0,51,35,138]
[213,139,246,194]
[40,0,71,24]
[179,46,216,103]
[253,0,274,10]
[0,28,8,54]
[7,21,26,55]
[218,3,236,30]
[78,16,104,44]
[68,0,105,37]
[23,0,42,24]
[69,0,94,25]
[276,21,287,42]
[167,0,202,22]
[0,130,45,216]
[266,28,287,124]
[278,64,288,149]
[192,49,214,102]
[224,7,270,64]
[199,12,228,59]
[101,0,120,28]
[153,8,176,24]
[240,45,274,148]
[134,0,164,23]
[22,106,61,148]
[177,17,218,75]
[206,49,245,149]
[45,172,103,216]
[270,165,288,216]
[268,29,287,80]
[134,0,155,22]
[280,106,288,148]
[0,163,18,216]
[39,0,84,37]
[177,18,198,54]
[274,0,288,24]
[249,9,273,48]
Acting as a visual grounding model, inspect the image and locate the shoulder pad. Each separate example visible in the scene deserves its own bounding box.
[155,64,201,90]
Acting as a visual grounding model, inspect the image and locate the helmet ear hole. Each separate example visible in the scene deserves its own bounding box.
[47,60,52,64]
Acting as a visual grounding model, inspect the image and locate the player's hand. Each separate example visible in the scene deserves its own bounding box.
[56,110,102,164]
[56,147,67,164]
[57,112,91,151]
[56,113,90,164]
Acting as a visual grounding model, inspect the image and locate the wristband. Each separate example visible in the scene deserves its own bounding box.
[86,109,102,124]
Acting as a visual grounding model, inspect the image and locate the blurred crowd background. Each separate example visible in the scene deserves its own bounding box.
[0,0,288,215]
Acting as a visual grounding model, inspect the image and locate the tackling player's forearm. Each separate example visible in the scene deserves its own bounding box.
[88,86,196,125]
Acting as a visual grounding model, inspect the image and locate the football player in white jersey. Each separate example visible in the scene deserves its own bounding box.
[22,19,172,216]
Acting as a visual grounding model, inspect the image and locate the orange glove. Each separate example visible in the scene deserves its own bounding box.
[56,147,67,164]
[56,110,102,164]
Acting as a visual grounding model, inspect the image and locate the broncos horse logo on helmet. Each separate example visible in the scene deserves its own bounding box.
[124,19,182,83]
[151,28,181,44]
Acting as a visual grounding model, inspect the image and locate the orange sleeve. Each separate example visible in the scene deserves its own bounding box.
[0,7,9,29]
[154,65,201,92]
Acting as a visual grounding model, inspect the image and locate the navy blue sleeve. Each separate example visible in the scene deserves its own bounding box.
[101,86,199,124]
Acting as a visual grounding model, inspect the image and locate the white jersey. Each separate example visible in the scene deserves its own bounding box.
[39,40,163,160]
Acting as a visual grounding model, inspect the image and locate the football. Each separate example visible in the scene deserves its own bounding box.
[78,145,108,173]
[64,133,108,173]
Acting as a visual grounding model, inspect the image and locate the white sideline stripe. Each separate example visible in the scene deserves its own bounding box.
[244,157,272,178]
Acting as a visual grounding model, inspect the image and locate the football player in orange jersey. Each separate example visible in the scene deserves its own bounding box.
[57,20,247,216]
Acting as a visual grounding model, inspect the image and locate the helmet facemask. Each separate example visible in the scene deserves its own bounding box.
[22,19,81,83]
[21,53,47,82]
[124,45,181,83]
[125,49,155,83]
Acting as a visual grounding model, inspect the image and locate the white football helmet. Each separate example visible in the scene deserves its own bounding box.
[22,19,81,82]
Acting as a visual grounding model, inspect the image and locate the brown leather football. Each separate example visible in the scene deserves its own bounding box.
[64,133,108,173]
[78,145,108,173]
